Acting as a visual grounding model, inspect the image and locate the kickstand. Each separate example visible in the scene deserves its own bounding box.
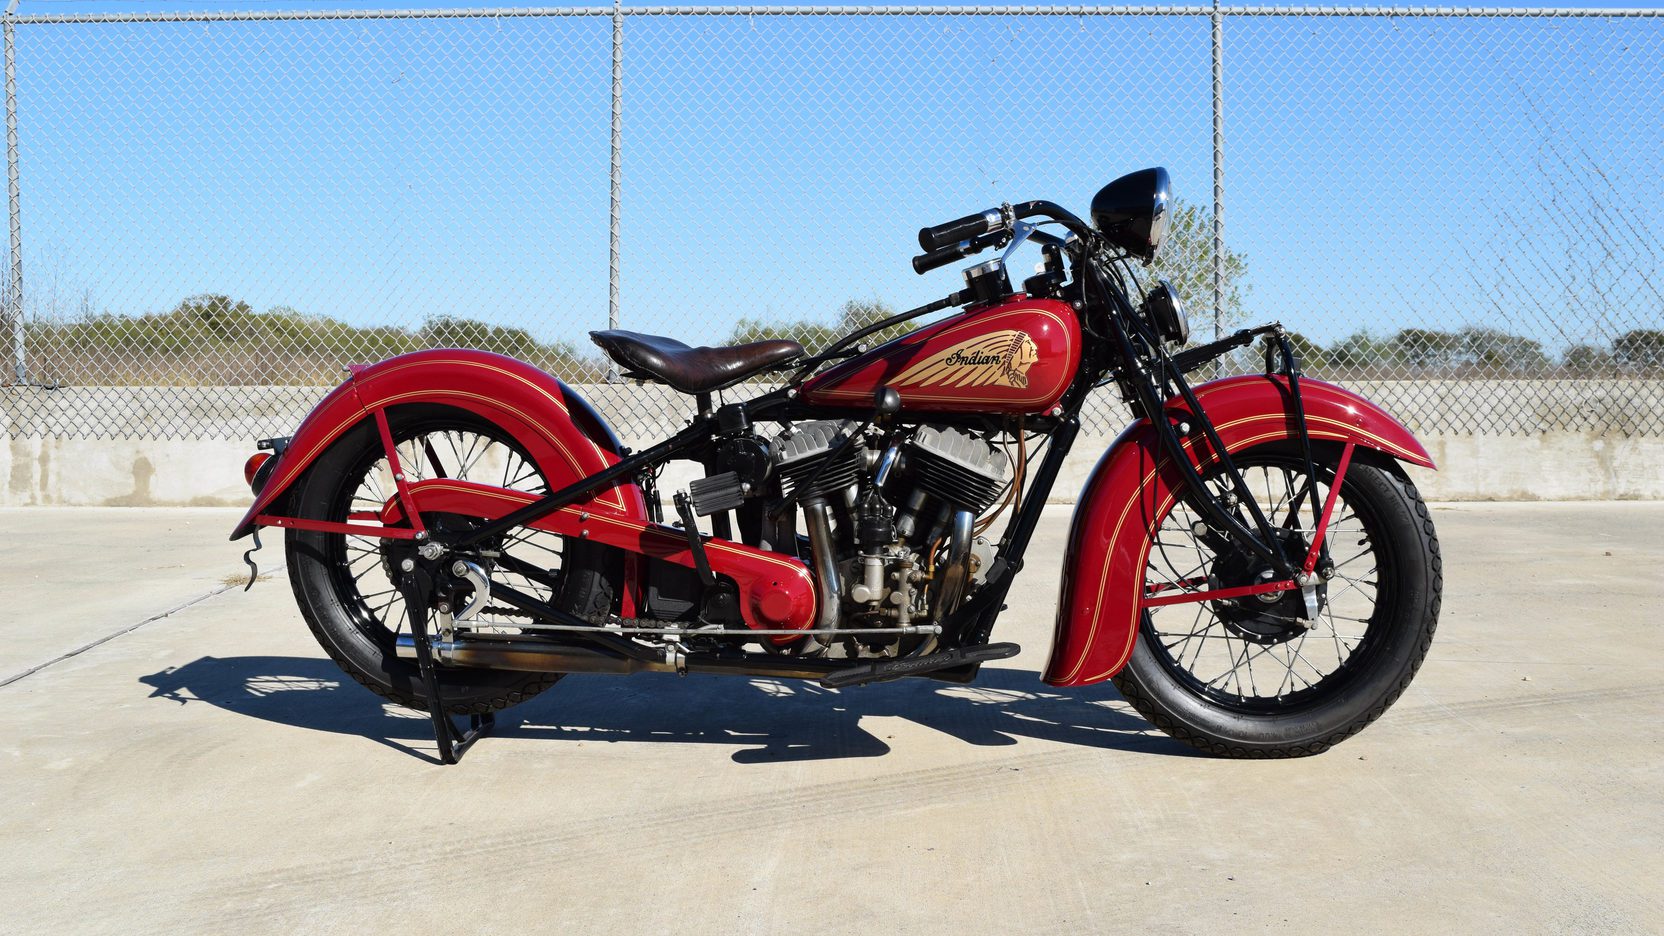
[398,567,495,765]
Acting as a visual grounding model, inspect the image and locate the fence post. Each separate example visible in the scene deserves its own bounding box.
[607,0,623,378]
[4,9,23,386]
[1210,0,1225,356]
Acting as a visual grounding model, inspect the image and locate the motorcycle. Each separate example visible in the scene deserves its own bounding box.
[232,168,1441,763]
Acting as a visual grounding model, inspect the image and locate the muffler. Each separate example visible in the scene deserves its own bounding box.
[395,636,658,675]
[394,635,840,681]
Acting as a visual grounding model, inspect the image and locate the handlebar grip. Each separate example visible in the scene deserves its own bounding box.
[918,208,1002,252]
[911,240,976,275]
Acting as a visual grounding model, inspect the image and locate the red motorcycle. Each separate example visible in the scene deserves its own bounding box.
[232,169,1440,763]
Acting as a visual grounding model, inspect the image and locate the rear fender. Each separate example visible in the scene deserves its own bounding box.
[1043,375,1434,687]
[230,349,645,540]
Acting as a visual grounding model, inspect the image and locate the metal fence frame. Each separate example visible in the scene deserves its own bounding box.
[2,3,1661,429]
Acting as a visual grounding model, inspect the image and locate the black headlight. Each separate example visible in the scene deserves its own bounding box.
[1144,279,1190,347]
[1090,167,1172,264]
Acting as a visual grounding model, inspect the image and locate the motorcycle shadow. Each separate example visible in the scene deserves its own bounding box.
[140,656,1196,764]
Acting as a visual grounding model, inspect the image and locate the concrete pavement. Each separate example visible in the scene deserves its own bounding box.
[0,503,1660,934]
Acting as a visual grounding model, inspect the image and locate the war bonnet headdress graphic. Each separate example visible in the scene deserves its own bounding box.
[893,329,1040,390]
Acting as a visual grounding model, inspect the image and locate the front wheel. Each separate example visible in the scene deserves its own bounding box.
[1113,444,1441,758]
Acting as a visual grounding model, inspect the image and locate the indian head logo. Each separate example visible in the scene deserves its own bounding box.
[893,329,1040,389]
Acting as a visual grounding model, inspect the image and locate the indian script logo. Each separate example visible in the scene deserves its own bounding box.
[893,329,1040,390]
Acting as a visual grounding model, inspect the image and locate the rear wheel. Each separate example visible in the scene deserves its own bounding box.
[1112,444,1440,757]
[284,404,618,715]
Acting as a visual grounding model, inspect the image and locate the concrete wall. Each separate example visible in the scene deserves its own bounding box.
[5,380,1664,507]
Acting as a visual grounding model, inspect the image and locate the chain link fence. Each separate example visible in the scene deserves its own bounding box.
[0,4,1660,446]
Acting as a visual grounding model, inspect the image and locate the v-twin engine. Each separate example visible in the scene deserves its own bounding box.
[770,419,1008,656]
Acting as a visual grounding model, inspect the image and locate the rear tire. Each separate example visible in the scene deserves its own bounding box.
[1112,446,1441,757]
[284,404,618,715]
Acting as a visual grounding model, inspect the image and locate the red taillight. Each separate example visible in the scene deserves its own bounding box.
[244,452,274,493]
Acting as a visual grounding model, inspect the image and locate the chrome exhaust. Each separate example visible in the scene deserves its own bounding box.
[396,635,656,674]
[802,497,843,646]
[394,635,841,682]
[931,509,976,621]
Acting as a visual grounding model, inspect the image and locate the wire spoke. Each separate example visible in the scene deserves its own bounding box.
[1142,452,1384,709]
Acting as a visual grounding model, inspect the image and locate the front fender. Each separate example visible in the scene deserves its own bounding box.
[230,349,645,540]
[1042,375,1434,687]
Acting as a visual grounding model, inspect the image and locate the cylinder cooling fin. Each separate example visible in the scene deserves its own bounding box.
[905,425,1008,515]
[774,419,863,503]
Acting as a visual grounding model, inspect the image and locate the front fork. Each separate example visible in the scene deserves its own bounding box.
[1139,330,1347,621]
[1144,439,1353,617]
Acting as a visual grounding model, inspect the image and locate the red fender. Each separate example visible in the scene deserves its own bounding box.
[1043,375,1435,688]
[230,349,646,541]
[380,479,818,640]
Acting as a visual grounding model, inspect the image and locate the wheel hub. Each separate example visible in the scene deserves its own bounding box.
[1207,531,1325,646]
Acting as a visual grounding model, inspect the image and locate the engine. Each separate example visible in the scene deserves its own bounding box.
[767,419,1010,656]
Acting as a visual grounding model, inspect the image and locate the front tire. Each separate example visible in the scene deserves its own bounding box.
[1113,445,1441,757]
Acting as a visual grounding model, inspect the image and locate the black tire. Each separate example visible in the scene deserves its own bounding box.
[284,404,618,715]
[1112,444,1441,758]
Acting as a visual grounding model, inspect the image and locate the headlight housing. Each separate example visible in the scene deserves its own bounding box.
[1144,279,1190,347]
[1090,167,1172,264]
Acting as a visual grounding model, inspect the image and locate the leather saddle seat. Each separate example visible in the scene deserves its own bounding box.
[589,329,804,395]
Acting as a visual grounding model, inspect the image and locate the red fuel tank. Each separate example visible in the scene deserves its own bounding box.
[801,297,1081,415]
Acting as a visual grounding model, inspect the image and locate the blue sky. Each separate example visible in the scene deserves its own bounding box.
[12,0,1663,358]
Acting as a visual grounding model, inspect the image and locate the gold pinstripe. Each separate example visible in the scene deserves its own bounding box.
[359,357,628,512]
[254,407,364,516]
[402,481,812,586]
[365,387,628,512]
[363,356,570,414]
[250,355,636,524]
[1056,396,1422,685]
[810,307,1075,406]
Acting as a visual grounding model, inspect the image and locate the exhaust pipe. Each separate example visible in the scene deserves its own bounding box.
[932,509,976,621]
[802,498,842,647]
[396,636,655,674]
[395,635,840,682]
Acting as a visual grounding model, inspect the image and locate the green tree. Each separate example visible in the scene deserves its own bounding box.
[1283,330,1327,370]
[418,314,604,380]
[1614,329,1664,372]
[1562,344,1614,376]
[1390,328,1463,372]
[1151,199,1249,339]
[418,315,540,359]
[729,298,913,356]
[1327,331,1392,371]
[1460,326,1547,374]
[174,293,256,342]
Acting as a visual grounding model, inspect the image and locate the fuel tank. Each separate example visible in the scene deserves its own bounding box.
[801,297,1081,415]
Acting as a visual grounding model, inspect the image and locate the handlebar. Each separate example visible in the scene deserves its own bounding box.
[911,231,1005,274]
[913,200,1096,278]
[918,208,1005,252]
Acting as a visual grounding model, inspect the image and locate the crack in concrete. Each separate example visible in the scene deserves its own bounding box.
[0,563,285,689]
